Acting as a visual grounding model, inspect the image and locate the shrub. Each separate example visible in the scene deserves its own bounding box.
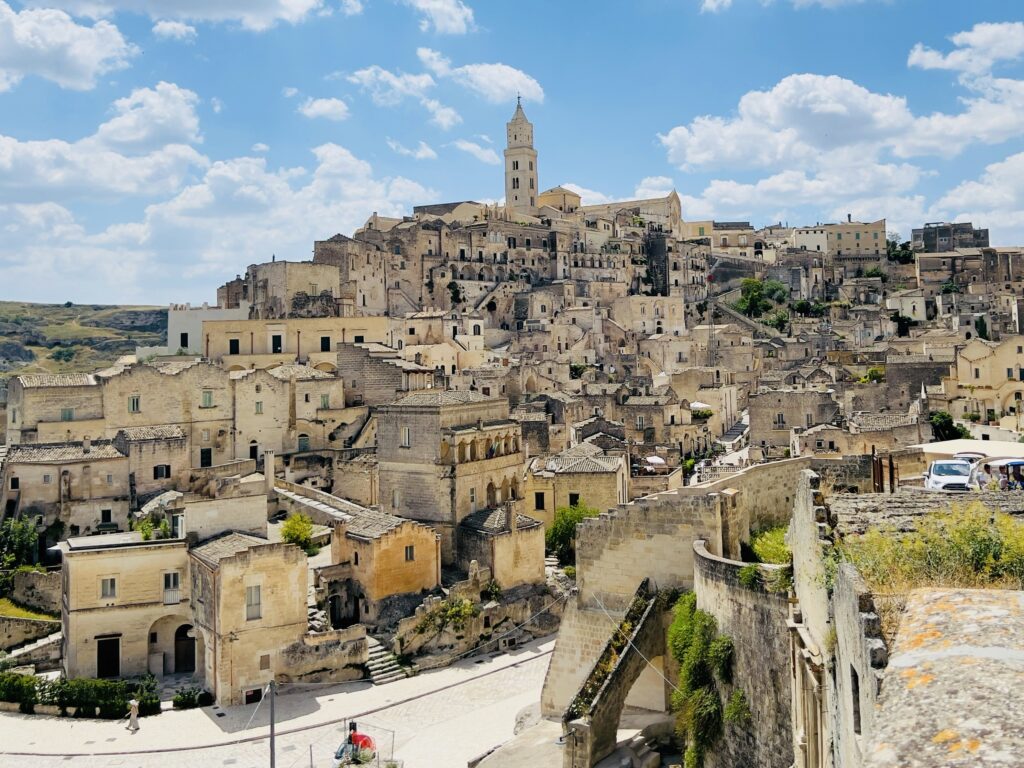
[0,672,38,713]
[415,598,479,635]
[749,526,790,565]
[481,579,503,602]
[737,564,761,590]
[281,513,315,554]
[690,408,713,420]
[724,689,751,724]
[172,686,214,709]
[545,503,600,566]
[563,565,576,580]
[707,636,734,683]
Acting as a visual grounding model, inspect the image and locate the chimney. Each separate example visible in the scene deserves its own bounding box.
[847,213,852,223]
[82,437,91,454]
[263,450,276,496]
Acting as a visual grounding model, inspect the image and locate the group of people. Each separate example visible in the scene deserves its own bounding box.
[978,462,1024,490]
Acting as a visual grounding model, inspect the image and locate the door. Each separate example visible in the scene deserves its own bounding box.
[200,448,212,468]
[249,441,259,460]
[174,625,196,674]
[96,637,120,678]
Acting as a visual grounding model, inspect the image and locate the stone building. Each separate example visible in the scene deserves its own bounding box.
[377,391,526,564]
[749,389,839,459]
[525,443,628,527]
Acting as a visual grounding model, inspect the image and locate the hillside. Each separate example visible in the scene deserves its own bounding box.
[0,302,167,379]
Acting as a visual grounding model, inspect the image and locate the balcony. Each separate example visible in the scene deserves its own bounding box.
[163,588,181,605]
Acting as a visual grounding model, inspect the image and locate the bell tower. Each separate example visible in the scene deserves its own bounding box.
[504,97,538,217]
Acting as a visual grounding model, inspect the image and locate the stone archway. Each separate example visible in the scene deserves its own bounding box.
[149,615,205,679]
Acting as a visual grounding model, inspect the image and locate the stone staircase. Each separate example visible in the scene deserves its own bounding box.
[4,631,62,670]
[366,637,408,685]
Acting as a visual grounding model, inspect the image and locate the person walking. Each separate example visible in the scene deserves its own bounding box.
[126,698,140,732]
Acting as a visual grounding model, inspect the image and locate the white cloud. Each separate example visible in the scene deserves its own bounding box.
[387,138,437,160]
[340,0,363,15]
[938,151,1024,244]
[251,142,270,153]
[634,176,674,199]
[210,97,224,113]
[403,0,474,34]
[0,82,206,203]
[704,0,875,10]
[298,96,350,121]
[93,81,202,151]
[23,0,326,32]
[152,19,196,41]
[417,47,544,103]
[282,86,299,98]
[563,183,613,206]
[421,97,461,129]
[0,144,432,302]
[909,22,1024,77]
[700,0,732,10]
[348,64,461,128]
[0,1,136,92]
[452,139,499,164]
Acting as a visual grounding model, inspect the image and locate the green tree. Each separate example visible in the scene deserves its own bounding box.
[929,411,971,442]
[764,309,789,332]
[863,266,887,282]
[545,502,600,566]
[281,513,315,553]
[763,279,789,303]
[0,517,38,569]
[975,316,989,341]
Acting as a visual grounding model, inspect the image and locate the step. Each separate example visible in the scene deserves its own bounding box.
[371,671,406,685]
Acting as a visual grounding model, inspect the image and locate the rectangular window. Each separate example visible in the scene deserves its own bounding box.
[179,332,189,349]
[974,368,980,379]
[776,413,785,427]
[246,585,262,620]
[636,415,645,429]
[400,426,411,447]
[806,413,813,427]
[201,429,210,442]
[260,654,271,671]
[201,390,213,408]
[100,509,112,524]
[850,665,862,735]
[153,464,171,480]
[164,572,180,590]
[271,334,283,354]
[534,491,545,510]
[569,492,580,507]
[229,338,240,355]
[60,407,74,422]
[320,394,330,409]
[320,336,331,352]
[43,474,52,484]
[404,545,415,562]
[255,401,263,414]
[353,335,364,343]
[101,577,117,599]
[1009,368,1014,380]
[128,395,140,413]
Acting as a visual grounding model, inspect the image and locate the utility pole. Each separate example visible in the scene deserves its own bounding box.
[269,680,276,768]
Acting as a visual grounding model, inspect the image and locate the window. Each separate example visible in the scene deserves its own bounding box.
[260,654,271,671]
[201,429,210,442]
[271,334,283,354]
[320,336,331,352]
[636,415,645,429]
[569,492,580,507]
[1009,368,1014,380]
[400,426,411,447]
[164,572,180,591]
[534,492,545,510]
[850,666,862,735]
[855,233,861,240]
[353,335,364,344]
[128,395,140,413]
[806,413,813,427]
[775,413,785,427]
[304,393,310,403]
[320,394,330,409]
[297,434,310,452]
[974,367,980,380]
[354,551,359,566]
[255,401,263,414]
[101,577,117,599]
[404,545,415,562]
[60,407,74,422]
[106,474,113,485]
[153,464,171,480]
[310,284,318,296]
[43,474,52,485]
[816,440,825,449]
[512,160,519,171]
[201,390,213,408]
[180,332,189,349]
[391,489,400,508]
[101,509,112,524]
[246,585,262,620]
[229,338,240,355]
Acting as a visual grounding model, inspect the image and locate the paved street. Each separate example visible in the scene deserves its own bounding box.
[0,638,554,768]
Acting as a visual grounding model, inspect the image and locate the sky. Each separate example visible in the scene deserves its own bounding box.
[1,0,1023,305]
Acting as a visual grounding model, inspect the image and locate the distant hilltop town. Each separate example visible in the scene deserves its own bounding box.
[1,101,1023,768]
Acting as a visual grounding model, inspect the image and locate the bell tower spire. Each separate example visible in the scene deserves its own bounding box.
[504,99,537,217]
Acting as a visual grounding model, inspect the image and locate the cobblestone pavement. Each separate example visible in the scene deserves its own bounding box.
[0,639,554,768]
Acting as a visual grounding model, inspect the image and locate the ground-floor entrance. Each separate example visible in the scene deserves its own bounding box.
[96,636,120,678]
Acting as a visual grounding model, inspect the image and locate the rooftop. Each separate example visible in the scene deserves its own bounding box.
[16,373,96,388]
[391,390,493,407]
[116,425,187,442]
[190,532,270,566]
[8,441,125,463]
[63,532,184,552]
[267,363,333,380]
[460,507,542,534]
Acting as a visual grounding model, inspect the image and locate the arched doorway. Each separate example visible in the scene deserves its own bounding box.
[486,481,497,508]
[175,624,196,674]
[249,440,259,460]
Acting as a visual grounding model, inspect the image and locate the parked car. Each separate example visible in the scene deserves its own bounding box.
[923,459,972,491]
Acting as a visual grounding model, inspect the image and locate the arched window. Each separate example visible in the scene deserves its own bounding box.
[473,325,481,336]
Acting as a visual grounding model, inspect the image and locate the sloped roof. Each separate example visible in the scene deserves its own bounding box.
[116,425,186,441]
[7,441,124,463]
[16,373,96,388]
[460,507,542,534]
[267,363,333,381]
[190,532,269,566]
[392,390,492,407]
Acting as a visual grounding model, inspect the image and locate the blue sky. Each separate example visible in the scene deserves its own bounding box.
[1,0,1023,304]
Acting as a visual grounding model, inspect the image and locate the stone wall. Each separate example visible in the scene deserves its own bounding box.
[11,569,61,614]
[1,615,60,652]
[278,625,369,684]
[693,541,791,768]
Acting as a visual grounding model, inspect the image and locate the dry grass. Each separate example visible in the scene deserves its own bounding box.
[0,598,57,621]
